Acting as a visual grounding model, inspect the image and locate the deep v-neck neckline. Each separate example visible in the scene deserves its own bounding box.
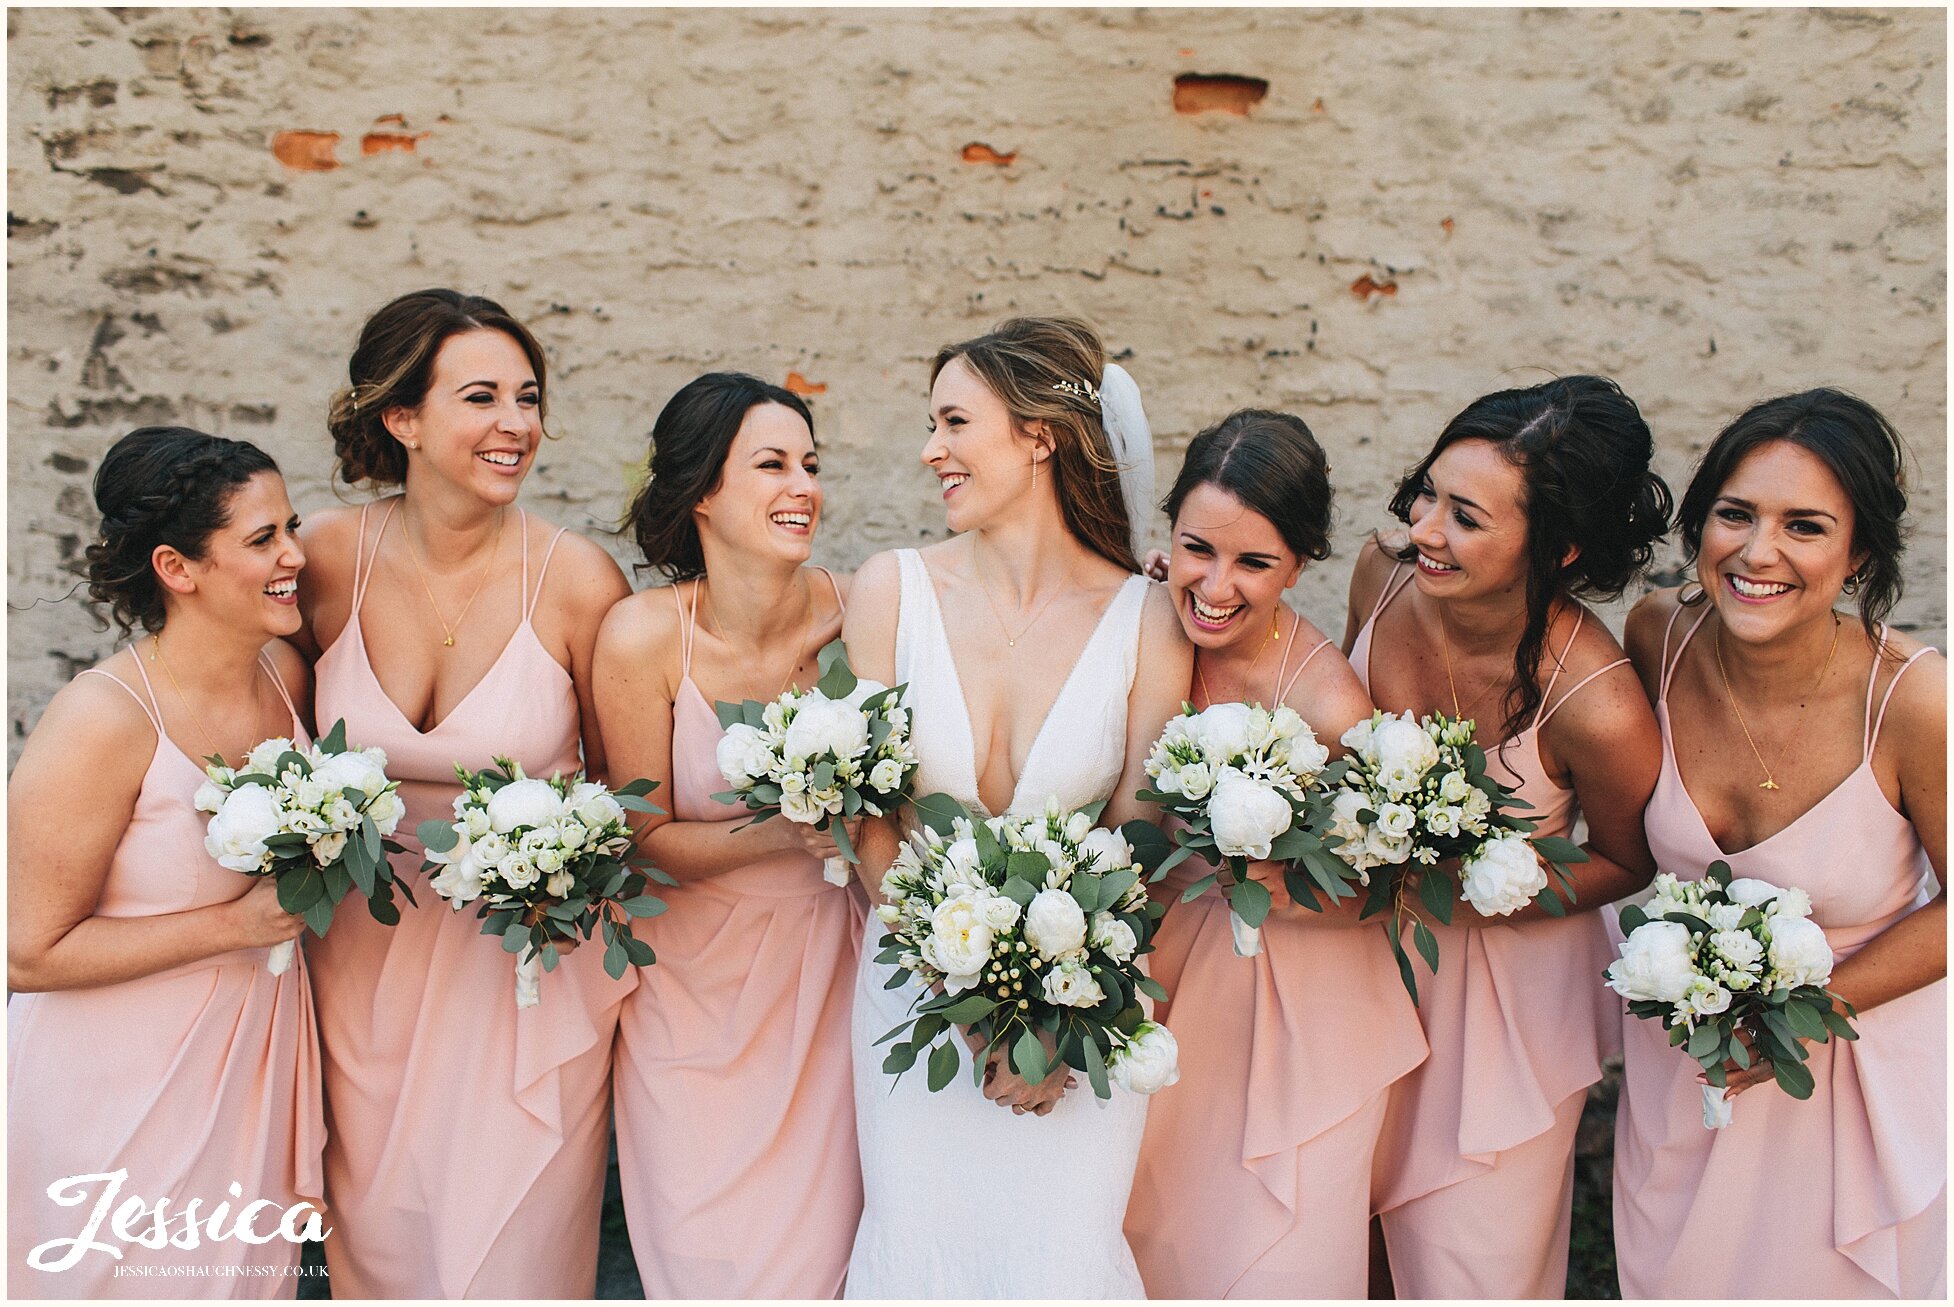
[920,562,1141,818]
[349,606,551,738]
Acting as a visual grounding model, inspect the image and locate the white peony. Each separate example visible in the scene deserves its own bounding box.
[1327,789,1370,848]
[1023,888,1088,959]
[1767,886,1815,920]
[1089,911,1138,963]
[488,779,565,833]
[245,737,300,776]
[1765,915,1835,988]
[428,844,488,905]
[923,893,995,981]
[1369,715,1441,790]
[782,696,870,762]
[204,783,282,873]
[1078,825,1133,873]
[1209,768,1293,860]
[1458,832,1549,917]
[1040,959,1106,1008]
[1340,715,1375,759]
[1606,920,1698,1003]
[193,777,228,814]
[1724,877,1784,910]
[1195,701,1255,763]
[1112,1022,1181,1095]
[311,749,389,799]
[715,723,776,787]
[566,781,626,832]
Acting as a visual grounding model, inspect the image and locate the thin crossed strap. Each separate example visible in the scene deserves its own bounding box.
[814,564,846,617]
[1657,600,1715,702]
[1275,637,1336,704]
[350,499,399,614]
[76,664,163,734]
[1368,560,1416,626]
[523,515,562,623]
[1864,624,1932,760]
[256,650,305,736]
[1531,611,1630,731]
[672,582,700,677]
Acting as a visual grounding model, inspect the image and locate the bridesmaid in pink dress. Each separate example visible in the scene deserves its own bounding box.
[592,373,864,1297]
[1342,376,1671,1297]
[1614,389,1945,1298]
[1124,410,1426,1299]
[296,291,634,1297]
[10,427,324,1298]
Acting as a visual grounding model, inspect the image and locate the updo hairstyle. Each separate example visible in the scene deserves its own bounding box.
[1163,408,1334,564]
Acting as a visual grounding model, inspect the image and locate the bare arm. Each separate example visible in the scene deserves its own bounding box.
[838,552,905,908]
[546,533,635,783]
[8,677,303,992]
[1104,581,1195,831]
[1341,537,1396,657]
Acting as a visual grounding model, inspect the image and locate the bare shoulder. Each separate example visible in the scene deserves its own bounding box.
[1346,535,1404,615]
[846,550,904,613]
[595,580,685,665]
[20,654,156,778]
[540,524,631,601]
[1283,609,1374,735]
[1875,631,1945,753]
[823,568,855,605]
[261,638,314,701]
[300,499,383,562]
[1543,604,1655,747]
[1623,586,1687,675]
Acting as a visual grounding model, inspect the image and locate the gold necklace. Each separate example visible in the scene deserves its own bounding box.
[1194,611,1282,707]
[975,553,1065,650]
[400,506,504,648]
[707,575,815,702]
[1435,603,1506,720]
[150,634,242,765]
[1714,613,1841,791]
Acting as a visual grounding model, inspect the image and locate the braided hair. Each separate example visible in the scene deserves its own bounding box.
[84,426,279,635]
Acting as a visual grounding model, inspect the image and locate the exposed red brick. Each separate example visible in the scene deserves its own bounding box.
[961,142,1017,166]
[784,371,827,396]
[373,113,407,126]
[1350,274,1398,301]
[361,131,429,156]
[271,130,340,172]
[1173,74,1269,116]
[1311,98,1325,113]
[1441,216,1455,235]
[1178,48,1195,57]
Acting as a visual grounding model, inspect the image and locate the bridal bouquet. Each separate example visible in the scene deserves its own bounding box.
[714,638,918,885]
[1331,711,1587,1001]
[1607,863,1856,1128]
[872,795,1180,1099]
[417,758,671,1008]
[195,719,414,974]
[1137,700,1363,958]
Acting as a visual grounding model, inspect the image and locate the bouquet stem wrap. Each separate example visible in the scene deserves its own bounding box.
[515,951,543,1009]
[267,939,296,976]
[1701,1083,1734,1130]
[1229,915,1263,958]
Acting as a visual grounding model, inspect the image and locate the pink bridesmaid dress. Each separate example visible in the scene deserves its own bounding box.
[612,577,864,1298]
[307,501,634,1298]
[9,652,325,1299]
[1125,634,1428,1299]
[1353,562,1625,1298]
[1613,607,1945,1299]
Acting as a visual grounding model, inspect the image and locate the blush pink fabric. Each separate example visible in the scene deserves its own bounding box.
[611,577,864,1298]
[1613,606,1946,1299]
[1126,634,1429,1299]
[9,652,325,1299]
[307,501,634,1298]
[1352,563,1624,1298]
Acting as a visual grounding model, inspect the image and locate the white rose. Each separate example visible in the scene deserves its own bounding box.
[1766,915,1835,988]
[1458,833,1549,917]
[488,779,565,833]
[1709,929,1764,972]
[1176,761,1215,801]
[245,737,299,776]
[783,696,871,762]
[868,757,904,793]
[1685,976,1732,1017]
[1078,825,1133,873]
[1605,920,1698,1003]
[1195,701,1256,763]
[1041,959,1106,1008]
[312,749,389,799]
[1112,1022,1181,1095]
[1089,911,1138,963]
[1438,769,1471,804]
[566,781,627,832]
[923,893,996,979]
[977,892,1022,932]
[499,855,541,890]
[1208,768,1293,860]
[780,789,823,824]
[1023,888,1088,959]
[715,723,776,787]
[204,783,282,873]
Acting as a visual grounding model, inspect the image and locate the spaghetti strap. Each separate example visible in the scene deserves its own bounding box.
[1659,603,1714,702]
[1532,611,1587,728]
[526,521,568,622]
[1865,626,1932,760]
[1370,560,1415,625]
[674,583,700,677]
[352,500,400,614]
[1535,659,1630,732]
[257,650,305,736]
[1267,616,1299,704]
[815,565,846,617]
[76,666,163,734]
[1276,638,1336,705]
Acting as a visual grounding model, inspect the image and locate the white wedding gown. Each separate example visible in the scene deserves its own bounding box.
[845,549,1153,1299]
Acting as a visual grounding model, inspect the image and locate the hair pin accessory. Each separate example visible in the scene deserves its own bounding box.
[1052,378,1101,408]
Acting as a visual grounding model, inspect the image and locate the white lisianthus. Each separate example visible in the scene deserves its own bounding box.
[1709,928,1765,971]
[1363,827,1412,866]
[977,892,1022,932]
[488,779,565,833]
[715,723,774,787]
[193,777,229,814]
[1767,886,1815,920]
[1705,903,1747,931]
[566,781,627,831]
[941,838,984,886]
[1422,803,1464,838]
[782,696,870,762]
[875,901,902,924]
[1089,911,1138,963]
[471,831,511,868]
[1606,920,1698,1003]
[1327,789,1370,850]
[205,783,282,873]
[1339,715,1375,758]
[1374,802,1418,839]
[545,869,575,899]
[1176,761,1215,800]
[366,789,404,835]
[1684,976,1733,1017]
[1438,769,1472,804]
[499,855,541,890]
[428,846,487,905]
[1209,768,1294,860]
[1765,915,1835,987]
[1041,959,1106,1008]
[1112,1022,1181,1095]
[311,832,348,867]
[868,758,904,792]
[1458,832,1548,917]
[1023,888,1088,959]
[780,789,824,824]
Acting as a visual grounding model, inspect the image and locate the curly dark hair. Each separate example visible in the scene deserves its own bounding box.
[1388,375,1673,742]
[625,372,816,582]
[327,288,549,488]
[1164,408,1334,563]
[84,426,280,635]
[1676,387,1909,640]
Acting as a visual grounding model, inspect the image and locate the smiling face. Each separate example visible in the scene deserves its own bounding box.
[921,355,1044,534]
[694,401,821,566]
[1166,481,1303,651]
[1696,439,1863,644]
[386,329,542,505]
[1404,438,1531,602]
[168,470,306,637]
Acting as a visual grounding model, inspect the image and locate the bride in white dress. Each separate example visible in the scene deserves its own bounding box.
[840,317,1191,1298]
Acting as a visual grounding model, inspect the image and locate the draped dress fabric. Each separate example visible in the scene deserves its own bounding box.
[1125,631,1429,1299]
[9,651,325,1300]
[611,572,865,1298]
[1352,562,1625,1298]
[1613,607,1945,1299]
[307,501,634,1299]
[845,549,1153,1299]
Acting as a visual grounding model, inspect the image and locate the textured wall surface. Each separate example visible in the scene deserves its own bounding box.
[9,6,1946,761]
